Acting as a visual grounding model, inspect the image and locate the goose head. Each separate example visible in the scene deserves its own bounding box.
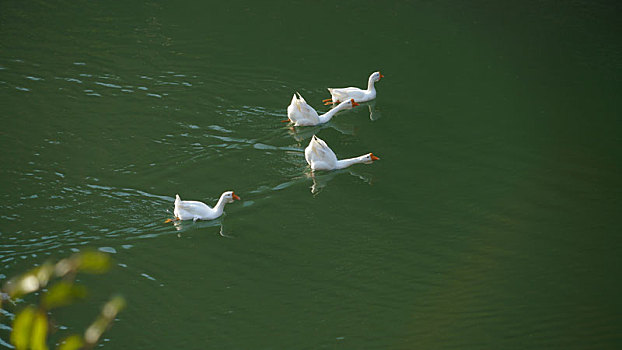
[370,71,384,82]
[363,153,380,164]
[222,191,241,203]
[345,99,360,108]
[333,99,360,111]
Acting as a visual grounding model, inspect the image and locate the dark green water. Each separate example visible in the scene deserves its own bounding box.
[1,1,621,349]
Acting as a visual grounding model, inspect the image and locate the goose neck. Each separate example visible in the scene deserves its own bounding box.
[336,155,368,169]
[213,195,228,213]
[319,102,347,123]
[367,77,377,92]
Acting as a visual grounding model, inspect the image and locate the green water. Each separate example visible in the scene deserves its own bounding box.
[1,1,621,349]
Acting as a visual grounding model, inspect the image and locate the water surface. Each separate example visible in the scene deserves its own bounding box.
[1,1,621,349]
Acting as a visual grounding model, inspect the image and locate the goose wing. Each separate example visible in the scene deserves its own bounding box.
[174,194,212,219]
[288,93,319,125]
[305,135,338,170]
[328,87,366,102]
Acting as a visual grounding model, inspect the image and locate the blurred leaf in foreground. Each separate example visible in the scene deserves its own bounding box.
[31,310,49,350]
[84,296,126,346]
[74,251,111,274]
[4,263,55,299]
[42,282,87,310]
[10,306,36,350]
[10,306,49,350]
[1,251,124,350]
[57,335,84,350]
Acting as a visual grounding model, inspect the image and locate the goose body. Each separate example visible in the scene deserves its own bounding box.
[304,135,379,171]
[324,71,384,105]
[172,191,240,221]
[286,93,358,126]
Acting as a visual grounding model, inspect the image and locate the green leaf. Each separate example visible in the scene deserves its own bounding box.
[103,295,126,317]
[84,296,126,346]
[31,310,49,350]
[75,251,111,274]
[10,307,49,350]
[41,282,87,310]
[5,263,54,298]
[57,335,84,350]
[11,306,36,350]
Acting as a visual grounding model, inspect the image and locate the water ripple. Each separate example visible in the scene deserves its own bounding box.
[0,179,179,270]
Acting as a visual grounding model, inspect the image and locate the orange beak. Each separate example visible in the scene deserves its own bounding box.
[351,99,360,107]
[232,193,241,200]
[370,153,380,161]
[281,119,290,123]
[379,72,384,79]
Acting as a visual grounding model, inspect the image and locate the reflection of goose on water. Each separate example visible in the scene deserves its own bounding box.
[170,219,234,238]
[244,167,375,197]
[285,122,357,143]
[328,99,382,121]
[307,168,374,195]
[365,100,382,121]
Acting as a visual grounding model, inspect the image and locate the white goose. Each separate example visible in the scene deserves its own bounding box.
[323,71,384,105]
[165,191,240,222]
[285,92,359,126]
[305,135,379,171]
